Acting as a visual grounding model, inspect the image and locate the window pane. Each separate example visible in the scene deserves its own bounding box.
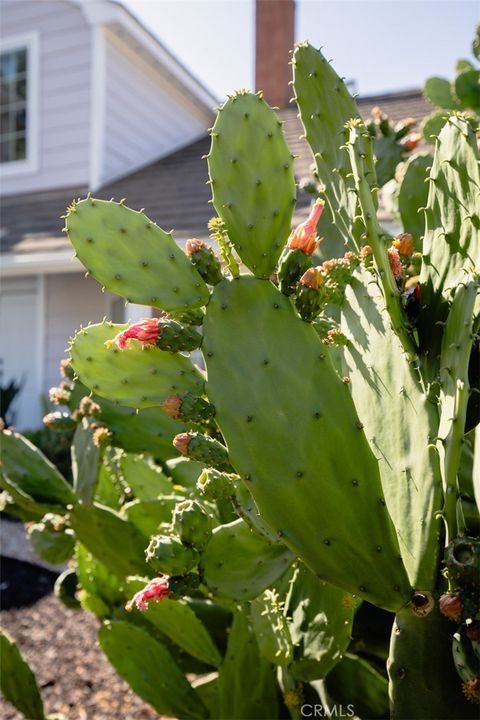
[0,53,16,80]
[15,109,26,132]
[0,112,9,133]
[15,136,26,160]
[15,50,26,74]
[0,140,9,162]
[14,78,26,101]
[0,81,9,105]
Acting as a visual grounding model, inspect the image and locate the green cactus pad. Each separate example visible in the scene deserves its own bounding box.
[419,116,480,344]
[122,497,180,536]
[70,321,205,409]
[293,42,360,251]
[0,430,76,512]
[454,69,480,111]
[342,271,443,590]
[203,276,410,610]
[28,516,75,565]
[65,197,210,311]
[421,110,448,141]
[97,401,188,459]
[76,543,123,610]
[70,503,150,578]
[285,565,358,681]
[54,568,81,610]
[208,91,296,278]
[166,457,206,488]
[71,419,100,504]
[114,452,173,500]
[200,518,294,600]
[124,577,222,667]
[397,153,433,243]
[217,611,278,719]
[423,76,459,109]
[251,589,293,665]
[326,653,389,719]
[0,630,46,720]
[99,621,207,719]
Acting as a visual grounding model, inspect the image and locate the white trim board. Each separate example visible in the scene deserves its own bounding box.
[1,249,82,277]
[0,31,40,179]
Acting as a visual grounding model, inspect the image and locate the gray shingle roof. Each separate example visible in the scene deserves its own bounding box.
[1,90,434,255]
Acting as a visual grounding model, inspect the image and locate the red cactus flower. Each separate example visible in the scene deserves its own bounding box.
[462,677,480,704]
[112,318,160,350]
[126,576,170,612]
[288,199,325,256]
[393,232,414,257]
[173,432,193,455]
[439,593,462,622]
[387,247,403,279]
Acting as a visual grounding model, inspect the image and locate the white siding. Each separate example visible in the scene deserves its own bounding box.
[44,273,115,393]
[1,0,91,195]
[102,27,210,186]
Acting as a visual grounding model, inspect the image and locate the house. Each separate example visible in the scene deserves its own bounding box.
[0,0,433,430]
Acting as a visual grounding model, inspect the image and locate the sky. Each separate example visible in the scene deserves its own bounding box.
[123,0,479,101]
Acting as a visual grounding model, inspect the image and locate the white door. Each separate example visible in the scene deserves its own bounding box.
[0,276,42,430]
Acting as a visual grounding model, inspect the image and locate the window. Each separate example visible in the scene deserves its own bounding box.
[0,48,27,163]
[0,33,38,175]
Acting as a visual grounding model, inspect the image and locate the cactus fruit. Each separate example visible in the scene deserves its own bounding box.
[161,393,215,424]
[172,432,231,471]
[172,499,213,550]
[196,467,236,501]
[112,317,202,353]
[65,197,210,312]
[146,534,199,576]
[185,238,223,285]
[207,91,296,278]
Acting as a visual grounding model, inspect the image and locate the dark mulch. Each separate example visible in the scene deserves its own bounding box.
[0,557,161,719]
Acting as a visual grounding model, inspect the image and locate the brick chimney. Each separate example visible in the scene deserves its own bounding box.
[255,0,295,108]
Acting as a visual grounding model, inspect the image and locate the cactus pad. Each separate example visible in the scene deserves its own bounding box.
[70,321,205,408]
[208,91,296,278]
[65,198,210,311]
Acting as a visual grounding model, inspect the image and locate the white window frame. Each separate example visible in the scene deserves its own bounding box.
[0,31,40,177]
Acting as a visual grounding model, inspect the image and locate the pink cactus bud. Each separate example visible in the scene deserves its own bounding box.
[393,233,414,257]
[111,318,160,350]
[299,267,322,290]
[387,247,403,279]
[92,426,112,448]
[78,396,100,417]
[439,593,462,622]
[173,432,193,455]
[161,395,182,419]
[360,245,372,258]
[185,238,205,256]
[125,576,170,612]
[403,132,422,151]
[288,199,325,256]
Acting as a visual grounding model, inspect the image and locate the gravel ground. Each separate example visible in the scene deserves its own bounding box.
[0,592,160,720]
